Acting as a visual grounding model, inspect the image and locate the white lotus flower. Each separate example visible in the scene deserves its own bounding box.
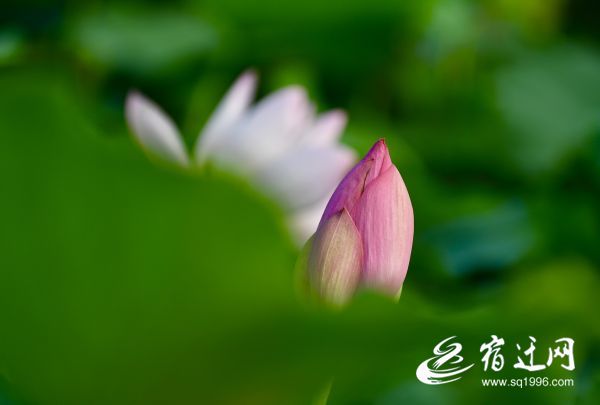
[125,70,356,244]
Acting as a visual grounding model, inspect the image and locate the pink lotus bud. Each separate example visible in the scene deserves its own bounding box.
[307,139,414,303]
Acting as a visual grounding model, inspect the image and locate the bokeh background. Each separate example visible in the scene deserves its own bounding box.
[1,0,600,404]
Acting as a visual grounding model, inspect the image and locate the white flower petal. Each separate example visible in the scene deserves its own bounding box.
[194,70,258,164]
[210,86,314,172]
[125,91,189,166]
[301,109,347,147]
[289,197,330,245]
[256,145,356,212]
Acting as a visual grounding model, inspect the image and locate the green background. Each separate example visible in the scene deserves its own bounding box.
[1,0,599,403]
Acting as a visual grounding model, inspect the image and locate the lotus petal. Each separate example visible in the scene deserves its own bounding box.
[125,91,189,166]
[256,146,356,212]
[308,209,363,306]
[351,166,414,297]
[301,110,347,147]
[194,70,258,164]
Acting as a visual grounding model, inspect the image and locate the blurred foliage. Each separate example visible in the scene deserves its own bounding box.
[0,28,24,65]
[1,0,600,403]
[69,7,217,75]
[496,44,600,173]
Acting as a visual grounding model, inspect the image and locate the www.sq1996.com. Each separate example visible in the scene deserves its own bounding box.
[481,377,574,388]
[417,336,577,388]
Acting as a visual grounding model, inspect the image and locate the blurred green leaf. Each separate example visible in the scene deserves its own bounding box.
[496,44,600,173]
[420,0,476,62]
[426,201,535,276]
[0,70,313,404]
[0,28,24,64]
[69,7,217,74]
[374,380,459,405]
